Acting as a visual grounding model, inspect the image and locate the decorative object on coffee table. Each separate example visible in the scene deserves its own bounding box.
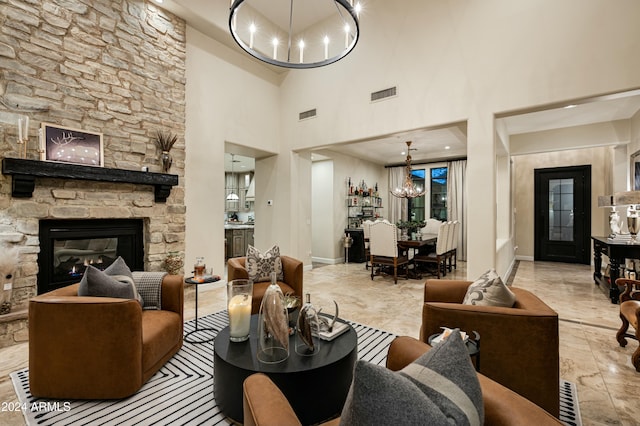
[257,272,289,363]
[153,129,178,173]
[0,244,19,315]
[296,293,321,355]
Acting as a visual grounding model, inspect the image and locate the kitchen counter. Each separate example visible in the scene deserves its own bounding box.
[224,223,254,230]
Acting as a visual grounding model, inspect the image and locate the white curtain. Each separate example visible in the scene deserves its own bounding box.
[447,160,467,261]
[388,166,407,224]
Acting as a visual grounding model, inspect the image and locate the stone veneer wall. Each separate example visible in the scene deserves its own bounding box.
[0,0,186,347]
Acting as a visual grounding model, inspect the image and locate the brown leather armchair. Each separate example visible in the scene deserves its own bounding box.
[242,336,562,426]
[227,255,303,314]
[29,274,183,399]
[420,279,560,417]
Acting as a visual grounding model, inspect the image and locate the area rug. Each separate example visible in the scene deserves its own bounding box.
[11,311,580,425]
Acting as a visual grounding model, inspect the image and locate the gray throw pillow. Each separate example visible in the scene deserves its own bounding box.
[104,256,144,306]
[245,245,284,283]
[78,257,143,307]
[340,330,483,426]
[462,269,516,307]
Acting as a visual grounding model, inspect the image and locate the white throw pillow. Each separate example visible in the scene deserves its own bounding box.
[462,269,516,307]
[246,245,284,283]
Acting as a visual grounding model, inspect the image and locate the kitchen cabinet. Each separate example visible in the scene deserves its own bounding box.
[225,227,254,259]
[225,172,254,213]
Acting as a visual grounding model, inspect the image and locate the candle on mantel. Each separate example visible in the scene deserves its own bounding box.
[228,294,251,339]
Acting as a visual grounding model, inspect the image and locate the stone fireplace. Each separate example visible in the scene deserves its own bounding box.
[0,1,187,347]
[37,219,144,294]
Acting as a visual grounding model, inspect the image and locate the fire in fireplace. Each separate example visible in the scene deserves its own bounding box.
[37,219,144,294]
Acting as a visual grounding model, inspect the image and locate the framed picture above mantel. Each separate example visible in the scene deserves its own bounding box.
[40,123,104,167]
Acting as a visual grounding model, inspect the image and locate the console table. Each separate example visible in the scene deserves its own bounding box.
[591,236,640,303]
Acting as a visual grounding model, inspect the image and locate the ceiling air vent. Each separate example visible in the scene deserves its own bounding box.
[299,108,317,121]
[371,86,397,102]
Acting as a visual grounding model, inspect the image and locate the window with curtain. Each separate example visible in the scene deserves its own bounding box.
[408,169,426,222]
[430,167,448,220]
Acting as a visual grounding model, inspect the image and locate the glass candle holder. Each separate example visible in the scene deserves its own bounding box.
[194,257,205,277]
[227,279,253,342]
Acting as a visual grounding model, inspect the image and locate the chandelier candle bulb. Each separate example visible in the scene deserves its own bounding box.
[324,36,329,59]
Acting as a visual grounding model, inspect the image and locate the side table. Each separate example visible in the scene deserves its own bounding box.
[184,275,220,344]
[428,330,480,371]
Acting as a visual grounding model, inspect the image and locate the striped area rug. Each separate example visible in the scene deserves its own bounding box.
[11,311,580,425]
[10,311,395,426]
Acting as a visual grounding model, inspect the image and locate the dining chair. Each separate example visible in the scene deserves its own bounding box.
[362,220,375,270]
[446,221,460,271]
[369,221,409,284]
[413,222,449,278]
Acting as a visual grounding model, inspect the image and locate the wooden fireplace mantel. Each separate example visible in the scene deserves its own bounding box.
[1,158,178,202]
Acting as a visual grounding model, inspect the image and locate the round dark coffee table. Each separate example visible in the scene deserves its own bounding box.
[214,315,357,425]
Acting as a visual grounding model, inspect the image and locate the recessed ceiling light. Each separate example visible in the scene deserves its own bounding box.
[563,104,577,109]
[444,146,450,150]
[154,0,163,3]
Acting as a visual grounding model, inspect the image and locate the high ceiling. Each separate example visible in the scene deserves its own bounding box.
[159,1,640,169]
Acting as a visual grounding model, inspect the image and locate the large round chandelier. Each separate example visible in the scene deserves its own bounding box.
[229,0,361,69]
[390,141,427,199]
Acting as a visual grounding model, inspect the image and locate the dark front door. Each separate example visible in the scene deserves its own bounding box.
[534,165,591,264]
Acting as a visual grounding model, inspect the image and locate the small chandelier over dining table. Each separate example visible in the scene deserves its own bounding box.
[391,141,426,199]
[229,0,361,69]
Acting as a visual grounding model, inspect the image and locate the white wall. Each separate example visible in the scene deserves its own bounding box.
[185,0,640,277]
[310,151,387,264]
[275,0,640,277]
[311,160,335,263]
[512,147,609,260]
[185,27,281,277]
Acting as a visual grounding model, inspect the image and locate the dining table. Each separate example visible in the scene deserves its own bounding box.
[397,233,438,278]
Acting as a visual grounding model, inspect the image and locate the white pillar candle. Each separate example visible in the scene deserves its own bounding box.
[18,118,22,141]
[228,294,252,338]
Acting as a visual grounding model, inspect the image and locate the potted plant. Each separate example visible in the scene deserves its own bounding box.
[153,130,178,173]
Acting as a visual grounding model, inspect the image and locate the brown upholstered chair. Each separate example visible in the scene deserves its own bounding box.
[242,336,562,426]
[29,274,184,400]
[420,279,560,417]
[227,255,303,314]
[615,278,640,372]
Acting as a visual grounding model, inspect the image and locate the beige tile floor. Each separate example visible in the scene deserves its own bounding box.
[1,260,639,425]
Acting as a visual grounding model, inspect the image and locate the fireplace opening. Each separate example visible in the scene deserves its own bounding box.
[37,219,144,294]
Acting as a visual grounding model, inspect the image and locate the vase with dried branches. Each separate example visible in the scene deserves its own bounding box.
[153,130,178,173]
